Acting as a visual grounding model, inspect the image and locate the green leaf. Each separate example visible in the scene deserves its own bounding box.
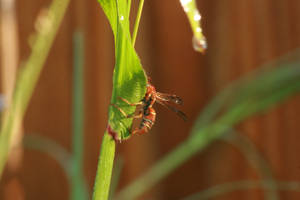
[93,1,146,199]
[98,0,147,140]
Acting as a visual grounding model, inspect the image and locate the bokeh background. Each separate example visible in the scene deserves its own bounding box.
[1,0,300,199]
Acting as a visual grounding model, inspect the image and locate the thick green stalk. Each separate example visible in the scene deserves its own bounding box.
[92,132,116,200]
[109,156,124,199]
[132,0,144,46]
[0,0,70,177]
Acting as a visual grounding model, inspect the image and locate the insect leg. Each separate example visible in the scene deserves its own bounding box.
[117,97,143,106]
[111,104,143,119]
[132,128,146,135]
[127,110,143,119]
[111,103,128,117]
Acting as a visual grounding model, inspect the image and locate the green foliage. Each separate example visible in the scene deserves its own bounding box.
[0,0,70,178]
[98,0,147,140]
[93,0,146,199]
[116,54,300,199]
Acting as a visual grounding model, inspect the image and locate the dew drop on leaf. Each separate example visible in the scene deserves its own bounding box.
[179,0,207,53]
[192,36,207,53]
[193,12,201,21]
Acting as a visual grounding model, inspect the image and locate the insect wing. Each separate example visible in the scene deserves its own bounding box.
[156,99,188,121]
[156,92,183,105]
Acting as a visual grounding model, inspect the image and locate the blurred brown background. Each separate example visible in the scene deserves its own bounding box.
[1,0,300,199]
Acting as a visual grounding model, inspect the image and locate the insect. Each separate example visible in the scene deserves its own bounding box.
[112,80,187,136]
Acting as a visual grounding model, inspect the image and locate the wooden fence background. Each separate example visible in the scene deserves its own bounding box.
[1,0,300,199]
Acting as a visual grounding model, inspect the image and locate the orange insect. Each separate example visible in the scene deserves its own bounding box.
[112,79,187,136]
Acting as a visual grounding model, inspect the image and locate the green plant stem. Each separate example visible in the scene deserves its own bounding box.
[0,0,70,178]
[183,180,300,200]
[132,0,144,46]
[23,134,71,176]
[109,156,124,199]
[71,32,89,200]
[127,0,132,18]
[223,132,278,200]
[115,123,230,200]
[24,133,90,199]
[92,132,116,200]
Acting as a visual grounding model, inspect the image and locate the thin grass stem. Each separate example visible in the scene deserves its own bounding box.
[0,0,70,178]
[223,132,278,200]
[71,32,89,200]
[183,180,300,200]
[132,0,144,46]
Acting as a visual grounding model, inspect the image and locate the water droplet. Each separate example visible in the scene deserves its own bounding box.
[180,0,192,6]
[183,6,189,12]
[193,12,201,21]
[192,36,207,53]
[120,15,124,21]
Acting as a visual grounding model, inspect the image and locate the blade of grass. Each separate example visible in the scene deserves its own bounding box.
[71,32,89,200]
[23,134,71,177]
[116,55,300,200]
[0,0,70,178]
[0,0,22,170]
[99,0,147,140]
[183,180,300,200]
[191,49,300,133]
[24,133,91,199]
[127,0,132,20]
[223,131,278,200]
[93,0,147,199]
[179,0,207,52]
[132,0,145,46]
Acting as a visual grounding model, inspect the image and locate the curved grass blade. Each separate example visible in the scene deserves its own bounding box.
[116,52,300,200]
[93,1,147,199]
[223,132,278,200]
[0,0,71,178]
[180,0,207,53]
[98,0,147,140]
[183,180,300,200]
